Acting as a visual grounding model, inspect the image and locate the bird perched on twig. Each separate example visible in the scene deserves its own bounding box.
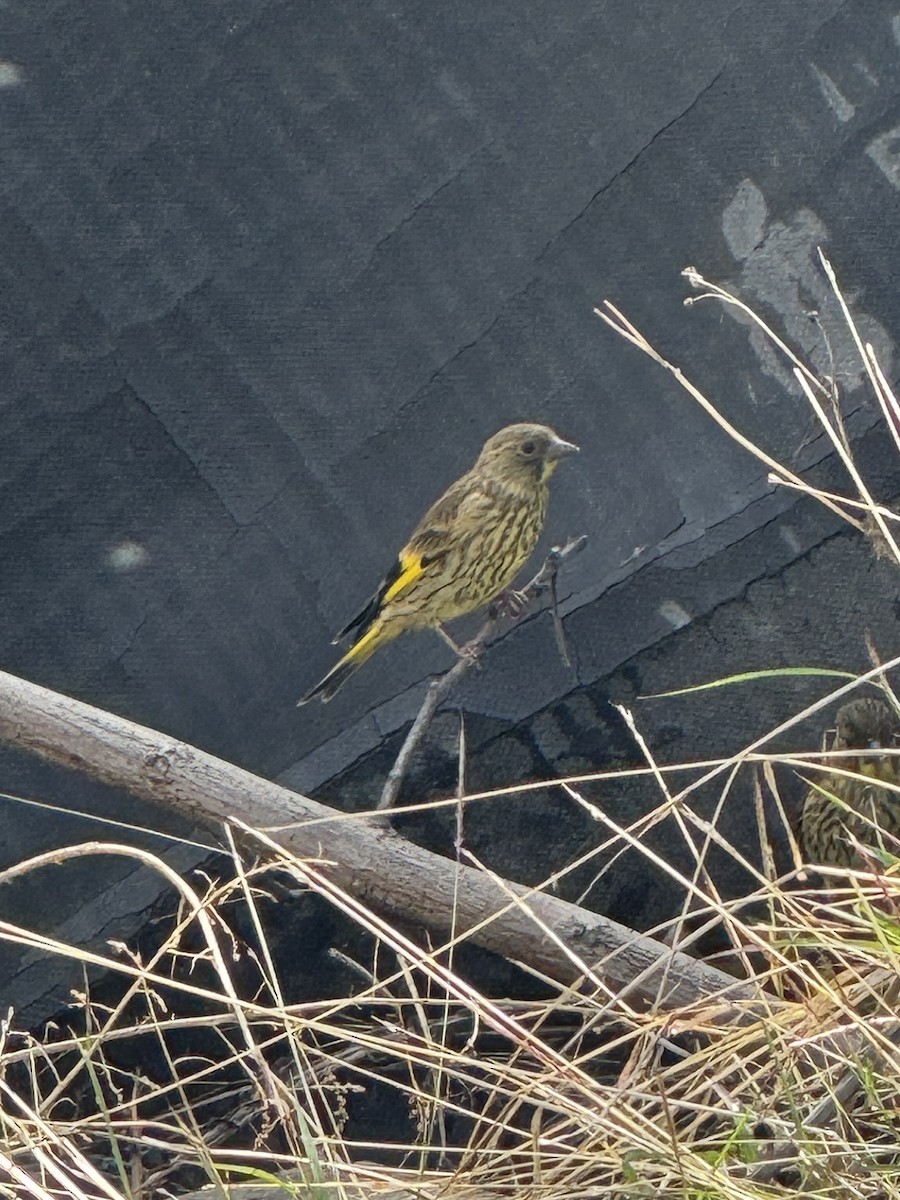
[800,696,900,868]
[298,422,579,704]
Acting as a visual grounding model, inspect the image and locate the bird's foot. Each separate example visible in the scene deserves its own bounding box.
[456,639,485,667]
[436,625,484,667]
[491,587,531,620]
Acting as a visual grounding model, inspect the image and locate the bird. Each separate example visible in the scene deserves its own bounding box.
[298,422,579,704]
[800,696,900,868]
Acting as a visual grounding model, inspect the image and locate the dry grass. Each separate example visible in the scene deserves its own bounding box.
[3,252,900,1198]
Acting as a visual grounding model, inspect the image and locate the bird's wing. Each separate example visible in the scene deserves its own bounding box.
[333,472,486,645]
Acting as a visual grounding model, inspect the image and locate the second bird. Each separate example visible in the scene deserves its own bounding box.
[800,696,900,868]
[299,422,579,704]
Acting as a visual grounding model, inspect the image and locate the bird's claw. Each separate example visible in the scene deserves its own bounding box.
[435,625,484,667]
[457,640,485,667]
[491,587,531,620]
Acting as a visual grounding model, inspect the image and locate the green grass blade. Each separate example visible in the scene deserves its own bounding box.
[641,667,858,700]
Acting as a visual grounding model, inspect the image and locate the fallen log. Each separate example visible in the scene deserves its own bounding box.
[0,668,758,1013]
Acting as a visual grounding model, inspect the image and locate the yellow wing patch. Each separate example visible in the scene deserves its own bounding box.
[383,552,425,603]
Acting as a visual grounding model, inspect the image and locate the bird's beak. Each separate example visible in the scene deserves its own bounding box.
[547,435,579,461]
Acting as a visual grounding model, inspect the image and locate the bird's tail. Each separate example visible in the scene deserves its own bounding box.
[297,619,397,705]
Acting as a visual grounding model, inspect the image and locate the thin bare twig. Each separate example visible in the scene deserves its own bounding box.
[377,536,587,811]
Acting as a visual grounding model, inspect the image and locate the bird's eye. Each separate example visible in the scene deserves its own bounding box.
[521,440,536,456]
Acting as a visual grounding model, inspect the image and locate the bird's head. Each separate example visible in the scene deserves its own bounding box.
[833,696,900,775]
[476,423,579,491]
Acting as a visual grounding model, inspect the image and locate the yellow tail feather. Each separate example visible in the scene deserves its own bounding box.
[298,620,397,704]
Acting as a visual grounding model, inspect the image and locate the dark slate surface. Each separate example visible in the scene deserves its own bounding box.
[2,0,900,1024]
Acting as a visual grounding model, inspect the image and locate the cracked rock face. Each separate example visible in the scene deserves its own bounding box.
[2,0,900,1026]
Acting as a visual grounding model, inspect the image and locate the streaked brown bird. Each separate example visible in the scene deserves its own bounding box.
[299,422,579,704]
[800,696,900,868]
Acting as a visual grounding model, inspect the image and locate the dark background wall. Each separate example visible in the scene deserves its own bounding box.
[2,0,900,1025]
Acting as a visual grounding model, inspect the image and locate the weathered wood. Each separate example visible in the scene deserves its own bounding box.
[0,668,758,1011]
